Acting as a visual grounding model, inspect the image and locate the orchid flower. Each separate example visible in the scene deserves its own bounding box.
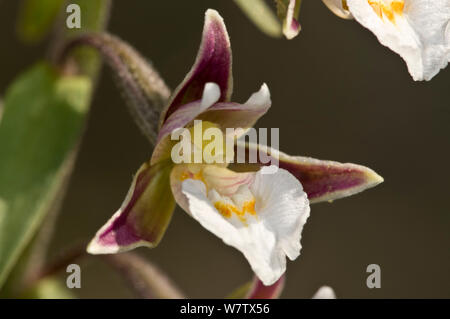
[87,9,383,286]
[323,0,450,80]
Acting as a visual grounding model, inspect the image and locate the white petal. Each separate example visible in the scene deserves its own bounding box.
[200,82,221,111]
[312,286,337,299]
[347,0,450,80]
[244,83,271,110]
[204,83,271,140]
[181,166,310,285]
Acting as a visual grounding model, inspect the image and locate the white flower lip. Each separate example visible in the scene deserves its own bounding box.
[180,166,310,286]
[346,0,450,81]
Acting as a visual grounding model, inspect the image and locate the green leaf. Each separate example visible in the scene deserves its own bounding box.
[0,63,91,289]
[17,0,65,44]
[233,0,282,38]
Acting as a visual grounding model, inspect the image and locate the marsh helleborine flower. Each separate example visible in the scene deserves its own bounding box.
[87,9,383,286]
[322,0,450,81]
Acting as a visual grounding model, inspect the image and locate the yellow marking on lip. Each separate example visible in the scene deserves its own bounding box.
[179,168,211,193]
[180,170,203,182]
[342,0,349,11]
[179,166,257,225]
[214,199,256,224]
[368,0,404,23]
[391,1,404,15]
[368,1,382,18]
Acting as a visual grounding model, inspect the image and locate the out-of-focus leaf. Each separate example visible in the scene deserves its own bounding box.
[0,98,3,121]
[17,0,65,43]
[0,0,109,294]
[20,276,75,299]
[66,0,110,37]
[0,63,91,289]
[233,0,282,38]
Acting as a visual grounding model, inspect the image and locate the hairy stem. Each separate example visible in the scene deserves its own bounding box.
[57,33,171,144]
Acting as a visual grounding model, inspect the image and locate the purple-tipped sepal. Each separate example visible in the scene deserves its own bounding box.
[87,161,175,254]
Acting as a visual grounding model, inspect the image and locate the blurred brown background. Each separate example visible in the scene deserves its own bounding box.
[1,0,449,298]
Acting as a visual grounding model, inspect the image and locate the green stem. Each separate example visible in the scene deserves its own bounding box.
[57,33,171,144]
[27,242,87,287]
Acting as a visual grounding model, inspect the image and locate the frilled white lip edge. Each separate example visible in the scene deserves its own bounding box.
[181,166,310,286]
[346,0,450,81]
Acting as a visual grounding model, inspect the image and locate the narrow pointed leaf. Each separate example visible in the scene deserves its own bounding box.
[233,142,383,203]
[0,63,91,288]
